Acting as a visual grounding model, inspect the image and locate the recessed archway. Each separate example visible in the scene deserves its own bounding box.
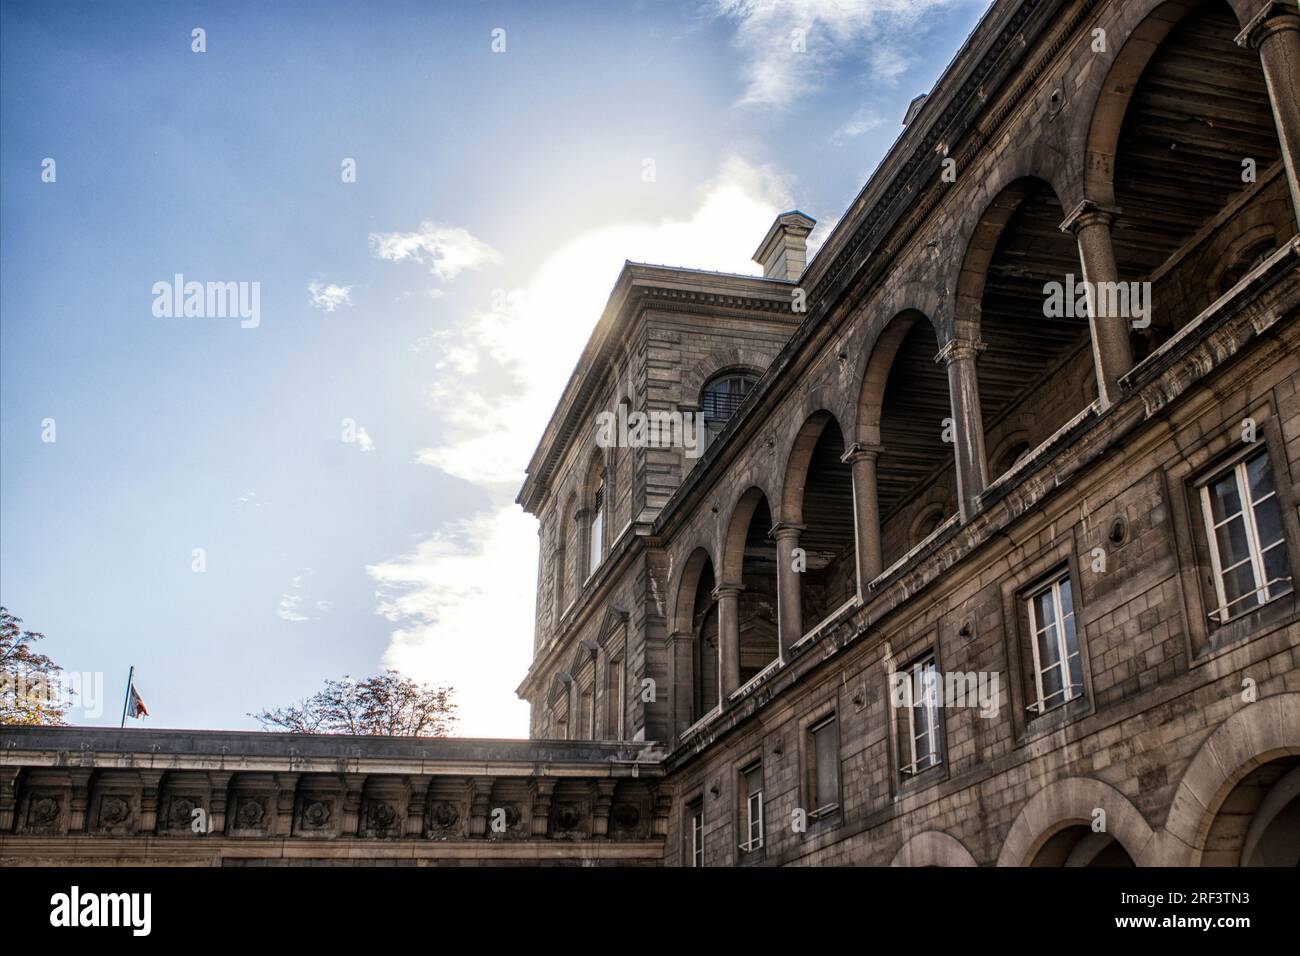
[957,176,1093,485]
[782,411,857,634]
[997,776,1155,866]
[722,487,779,683]
[891,830,979,867]
[669,547,721,731]
[1163,693,1300,865]
[858,310,958,568]
[1086,0,1296,356]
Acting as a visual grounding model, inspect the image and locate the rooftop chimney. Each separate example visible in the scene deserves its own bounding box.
[753,210,816,282]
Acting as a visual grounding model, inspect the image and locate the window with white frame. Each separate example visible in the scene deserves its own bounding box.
[608,657,625,740]
[688,799,704,867]
[808,714,840,814]
[1199,448,1293,624]
[589,475,605,574]
[900,656,941,775]
[581,689,594,740]
[739,760,764,852]
[1026,571,1083,715]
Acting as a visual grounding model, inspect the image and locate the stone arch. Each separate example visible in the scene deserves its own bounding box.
[855,309,940,447]
[1163,693,1300,865]
[721,486,772,585]
[680,348,770,406]
[891,830,979,867]
[720,486,779,682]
[780,409,843,526]
[996,776,1156,866]
[952,175,1071,343]
[1078,0,1255,210]
[668,543,717,636]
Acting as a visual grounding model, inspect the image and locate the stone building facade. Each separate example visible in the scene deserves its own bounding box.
[3,0,1300,866]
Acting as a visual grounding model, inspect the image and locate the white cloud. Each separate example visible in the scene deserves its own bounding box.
[369,508,536,738]
[370,157,793,737]
[830,107,883,144]
[708,0,957,109]
[369,221,502,283]
[279,570,328,623]
[307,280,353,312]
[414,156,792,487]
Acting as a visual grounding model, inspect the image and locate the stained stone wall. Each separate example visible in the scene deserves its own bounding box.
[5,0,1300,868]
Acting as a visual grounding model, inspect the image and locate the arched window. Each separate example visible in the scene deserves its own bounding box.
[912,506,946,549]
[1217,237,1276,297]
[702,372,757,444]
[996,440,1032,479]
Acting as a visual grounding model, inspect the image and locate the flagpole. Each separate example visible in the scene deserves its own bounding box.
[119,665,134,729]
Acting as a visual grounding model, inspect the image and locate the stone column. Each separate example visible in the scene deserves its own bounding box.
[936,339,990,521]
[272,772,299,836]
[468,777,492,838]
[665,631,693,736]
[68,769,92,832]
[342,777,365,836]
[772,523,805,658]
[405,776,429,838]
[207,771,232,835]
[714,583,743,700]
[590,779,616,838]
[1061,201,1134,407]
[842,442,885,588]
[138,770,163,834]
[1238,4,1300,219]
[528,777,555,838]
[0,769,19,832]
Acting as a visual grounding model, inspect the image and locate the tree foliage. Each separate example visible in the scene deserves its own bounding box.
[252,670,457,737]
[0,607,66,726]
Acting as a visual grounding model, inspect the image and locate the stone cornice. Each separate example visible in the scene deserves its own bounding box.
[650,0,1084,542]
[663,247,1299,771]
[515,265,797,516]
[0,726,666,777]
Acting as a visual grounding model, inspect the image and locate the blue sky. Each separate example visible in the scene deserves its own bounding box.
[0,0,991,736]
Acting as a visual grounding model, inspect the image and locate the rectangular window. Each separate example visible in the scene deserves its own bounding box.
[809,714,840,814]
[739,760,764,852]
[901,656,941,775]
[1199,449,1293,623]
[610,658,625,740]
[1026,572,1083,714]
[589,482,605,573]
[688,799,704,867]
[581,690,594,740]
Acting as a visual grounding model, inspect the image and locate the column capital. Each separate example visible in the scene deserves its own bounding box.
[665,630,693,646]
[1059,199,1121,234]
[1236,2,1300,50]
[769,522,805,542]
[711,583,744,601]
[841,441,885,464]
[935,338,986,366]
